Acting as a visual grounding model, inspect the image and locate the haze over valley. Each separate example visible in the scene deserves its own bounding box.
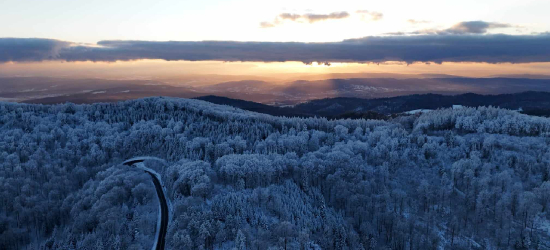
[3,74,550,106]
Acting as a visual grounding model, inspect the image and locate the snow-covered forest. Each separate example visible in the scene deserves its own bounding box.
[1,97,550,250]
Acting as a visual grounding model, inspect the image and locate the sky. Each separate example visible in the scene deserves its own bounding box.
[1,0,550,78]
[2,0,549,43]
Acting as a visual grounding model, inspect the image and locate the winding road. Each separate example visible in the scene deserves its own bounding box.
[147,171,169,250]
[123,157,170,250]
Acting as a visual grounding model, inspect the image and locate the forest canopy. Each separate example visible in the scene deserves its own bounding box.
[1,97,550,249]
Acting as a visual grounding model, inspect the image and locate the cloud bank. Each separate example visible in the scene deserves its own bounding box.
[1,34,550,64]
[0,38,71,62]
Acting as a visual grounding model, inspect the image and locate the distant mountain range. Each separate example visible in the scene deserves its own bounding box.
[197,77,550,105]
[196,92,550,118]
[2,75,550,105]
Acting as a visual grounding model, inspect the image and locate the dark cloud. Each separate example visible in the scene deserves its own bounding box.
[393,21,513,36]
[445,21,512,34]
[2,34,550,64]
[356,10,383,21]
[278,12,350,23]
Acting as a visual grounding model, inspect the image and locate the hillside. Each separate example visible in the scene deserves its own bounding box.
[1,97,550,249]
[194,95,310,117]
[197,92,550,118]
[294,91,550,116]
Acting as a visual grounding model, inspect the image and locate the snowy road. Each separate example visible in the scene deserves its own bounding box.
[147,171,169,250]
[123,157,170,250]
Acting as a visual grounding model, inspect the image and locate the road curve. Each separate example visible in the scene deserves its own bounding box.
[147,172,169,250]
[123,157,170,250]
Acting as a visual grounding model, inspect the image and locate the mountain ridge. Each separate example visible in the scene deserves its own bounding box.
[196,91,550,118]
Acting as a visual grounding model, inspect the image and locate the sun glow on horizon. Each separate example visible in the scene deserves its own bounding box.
[1,60,550,82]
